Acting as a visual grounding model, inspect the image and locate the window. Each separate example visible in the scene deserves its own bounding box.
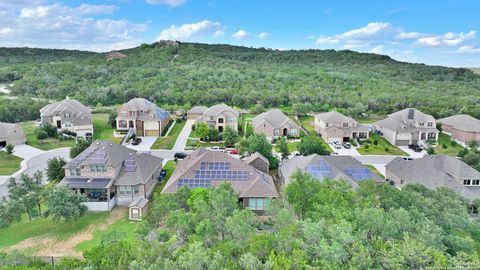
[273,128,280,136]
[118,120,127,128]
[343,123,348,127]
[121,111,126,117]
[227,117,236,123]
[119,186,132,195]
[248,198,269,210]
[472,179,480,186]
[65,113,70,118]
[290,129,298,135]
[428,133,436,139]
[218,118,224,124]
[133,185,140,194]
[325,123,329,127]
[90,164,107,173]
[70,168,81,176]
[64,122,72,127]
[427,122,433,127]
[419,122,424,126]
[464,179,471,186]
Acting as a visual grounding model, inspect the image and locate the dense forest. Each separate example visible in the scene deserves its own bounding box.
[1,42,480,119]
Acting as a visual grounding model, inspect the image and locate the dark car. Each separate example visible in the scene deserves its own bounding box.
[158,170,167,181]
[131,138,142,145]
[174,152,188,159]
[342,142,352,149]
[408,144,423,152]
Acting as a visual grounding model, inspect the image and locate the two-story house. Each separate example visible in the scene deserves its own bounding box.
[59,140,163,211]
[252,109,301,138]
[192,104,239,132]
[40,97,93,138]
[374,108,438,146]
[438,115,480,146]
[314,111,369,143]
[116,98,171,137]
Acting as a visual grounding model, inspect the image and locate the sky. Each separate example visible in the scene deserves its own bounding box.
[0,0,479,67]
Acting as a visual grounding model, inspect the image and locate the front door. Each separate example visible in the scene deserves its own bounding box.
[283,128,288,136]
[56,120,61,128]
[218,126,224,132]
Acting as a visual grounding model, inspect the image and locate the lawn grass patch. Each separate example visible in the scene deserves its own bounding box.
[19,121,76,150]
[187,139,225,149]
[93,113,123,144]
[151,120,186,150]
[298,115,315,135]
[434,132,463,157]
[0,151,23,175]
[357,133,407,156]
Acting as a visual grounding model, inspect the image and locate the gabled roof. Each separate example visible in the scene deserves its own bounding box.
[40,98,92,120]
[162,148,278,198]
[280,154,384,188]
[438,114,480,133]
[0,122,24,138]
[315,111,353,123]
[65,140,163,185]
[375,108,437,132]
[188,106,208,114]
[244,152,270,166]
[252,109,301,129]
[386,155,480,200]
[201,103,239,117]
[121,98,170,121]
[129,197,148,208]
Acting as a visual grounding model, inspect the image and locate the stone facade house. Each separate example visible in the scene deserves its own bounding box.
[252,109,301,138]
[162,148,278,215]
[59,140,162,211]
[40,97,93,138]
[0,122,26,147]
[193,104,239,132]
[386,155,480,201]
[374,108,438,146]
[187,106,208,120]
[438,115,480,145]
[116,98,171,137]
[314,111,369,143]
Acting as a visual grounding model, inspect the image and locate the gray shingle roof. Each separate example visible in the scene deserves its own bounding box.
[252,109,301,129]
[129,197,148,208]
[40,98,92,123]
[188,106,208,114]
[0,122,22,138]
[162,148,278,198]
[386,155,480,200]
[280,154,384,188]
[315,111,352,123]
[201,103,239,117]
[375,108,437,132]
[122,98,170,121]
[244,152,270,166]
[438,114,480,133]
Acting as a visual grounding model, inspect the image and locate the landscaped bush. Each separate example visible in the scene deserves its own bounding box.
[442,143,448,149]
[364,144,370,149]
[373,139,379,146]
[161,119,174,136]
[36,128,48,139]
[61,129,77,137]
[114,129,129,134]
[5,144,13,154]
[384,147,389,152]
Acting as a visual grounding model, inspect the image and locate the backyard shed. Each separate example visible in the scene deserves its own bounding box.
[128,197,149,221]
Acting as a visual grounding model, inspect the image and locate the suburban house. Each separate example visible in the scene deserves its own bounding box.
[280,154,384,188]
[40,97,94,138]
[386,155,480,201]
[162,148,278,215]
[251,109,302,138]
[59,140,163,211]
[0,122,26,147]
[244,152,270,174]
[374,108,438,146]
[438,114,480,145]
[314,111,369,143]
[116,98,171,137]
[191,104,239,132]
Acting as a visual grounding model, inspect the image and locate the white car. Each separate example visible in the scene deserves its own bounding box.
[332,141,342,149]
[209,146,225,152]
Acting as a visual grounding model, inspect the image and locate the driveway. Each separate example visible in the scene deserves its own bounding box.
[12,144,45,159]
[354,155,399,177]
[126,136,157,151]
[398,146,426,158]
[172,119,195,151]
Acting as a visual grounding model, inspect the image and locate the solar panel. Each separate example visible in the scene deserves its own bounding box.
[124,165,137,172]
[345,168,373,181]
[156,107,170,120]
[306,161,334,179]
[177,178,211,188]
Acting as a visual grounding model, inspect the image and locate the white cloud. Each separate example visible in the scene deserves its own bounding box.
[214,30,224,37]
[316,36,340,45]
[0,2,147,52]
[457,45,480,54]
[258,32,270,39]
[415,31,476,47]
[232,29,250,39]
[316,22,393,47]
[342,22,392,39]
[146,0,186,7]
[371,45,385,54]
[395,31,422,40]
[157,20,222,40]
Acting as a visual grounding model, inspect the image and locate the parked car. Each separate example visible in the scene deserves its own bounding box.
[174,152,188,159]
[209,146,225,152]
[408,144,423,152]
[158,170,167,181]
[342,142,351,149]
[86,132,93,140]
[332,141,342,149]
[131,138,142,145]
[229,149,239,155]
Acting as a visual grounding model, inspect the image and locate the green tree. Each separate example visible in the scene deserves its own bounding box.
[239,134,278,169]
[46,157,66,183]
[208,128,219,141]
[298,135,329,156]
[223,127,239,147]
[70,138,92,158]
[5,144,13,154]
[44,186,87,220]
[278,136,290,160]
[195,123,210,140]
[284,170,321,220]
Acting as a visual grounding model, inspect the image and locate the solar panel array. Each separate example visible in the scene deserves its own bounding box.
[177,161,249,188]
[345,168,373,181]
[156,107,170,120]
[88,149,108,165]
[70,146,96,166]
[123,155,137,172]
[306,159,334,179]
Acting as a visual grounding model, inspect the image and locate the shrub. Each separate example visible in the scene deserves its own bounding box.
[450,140,457,147]
[61,129,77,137]
[36,128,48,140]
[364,144,370,149]
[384,147,389,152]
[426,147,435,155]
[161,119,174,136]
[373,139,379,146]
[5,144,13,154]
[442,143,448,149]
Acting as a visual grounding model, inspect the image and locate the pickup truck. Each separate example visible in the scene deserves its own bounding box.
[408,144,423,152]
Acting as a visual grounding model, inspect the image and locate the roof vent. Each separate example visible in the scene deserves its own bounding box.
[407,108,415,120]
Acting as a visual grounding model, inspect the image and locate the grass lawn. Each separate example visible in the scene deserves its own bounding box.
[357,115,385,124]
[357,133,407,156]
[19,121,76,150]
[153,160,176,195]
[275,141,299,152]
[0,151,23,175]
[0,209,109,250]
[151,120,187,150]
[93,113,123,144]
[187,139,225,149]
[434,132,464,157]
[298,115,315,135]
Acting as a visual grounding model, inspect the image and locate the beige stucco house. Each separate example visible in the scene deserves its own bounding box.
[59,140,162,211]
[252,109,301,138]
[314,111,369,143]
[374,108,438,146]
[40,97,93,138]
[162,148,278,215]
[438,115,480,145]
[192,104,239,132]
[0,122,26,147]
[116,98,171,137]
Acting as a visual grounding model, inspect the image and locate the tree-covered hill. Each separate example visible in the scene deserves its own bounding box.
[1,42,479,118]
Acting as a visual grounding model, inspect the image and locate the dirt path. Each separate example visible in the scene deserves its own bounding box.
[3,207,127,257]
